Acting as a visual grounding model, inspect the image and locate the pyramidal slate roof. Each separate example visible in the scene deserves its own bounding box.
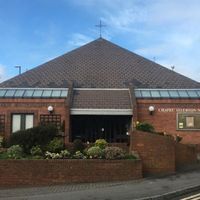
[1,38,200,89]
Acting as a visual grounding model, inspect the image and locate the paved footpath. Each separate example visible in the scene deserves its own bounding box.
[1,169,200,200]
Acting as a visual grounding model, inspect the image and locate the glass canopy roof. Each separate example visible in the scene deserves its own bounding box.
[135,89,200,99]
[0,88,68,98]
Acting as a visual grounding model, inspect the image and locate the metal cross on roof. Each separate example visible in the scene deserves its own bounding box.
[95,20,106,38]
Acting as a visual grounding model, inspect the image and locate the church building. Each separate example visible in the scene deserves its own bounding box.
[0,38,200,144]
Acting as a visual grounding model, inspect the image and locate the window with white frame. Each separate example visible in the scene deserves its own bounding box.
[177,113,200,130]
[12,114,34,133]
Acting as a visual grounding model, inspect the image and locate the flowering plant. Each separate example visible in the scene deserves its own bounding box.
[45,151,62,159]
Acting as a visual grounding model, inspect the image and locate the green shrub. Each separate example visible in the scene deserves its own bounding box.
[60,149,70,158]
[86,146,104,159]
[124,154,137,160]
[136,122,154,133]
[32,155,43,159]
[9,125,58,153]
[46,138,64,153]
[174,135,182,143]
[0,152,8,159]
[104,147,125,160]
[45,151,62,159]
[72,139,85,153]
[73,151,85,159]
[95,139,108,149]
[30,145,43,156]
[7,145,23,159]
[0,136,3,148]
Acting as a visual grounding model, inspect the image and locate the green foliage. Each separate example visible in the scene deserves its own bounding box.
[0,136,3,148]
[124,154,137,160]
[30,145,43,156]
[136,122,154,133]
[174,135,182,143]
[73,151,85,159]
[86,146,104,159]
[104,147,125,160]
[0,152,8,159]
[45,151,62,159]
[46,138,64,153]
[7,145,23,159]
[60,149,70,158]
[9,125,58,153]
[72,139,85,153]
[95,139,108,149]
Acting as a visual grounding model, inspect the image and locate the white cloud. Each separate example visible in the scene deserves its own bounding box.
[67,33,93,49]
[0,64,7,83]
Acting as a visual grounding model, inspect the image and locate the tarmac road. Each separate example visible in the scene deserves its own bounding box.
[1,169,200,200]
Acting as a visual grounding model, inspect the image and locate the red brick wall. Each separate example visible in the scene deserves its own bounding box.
[131,131,176,176]
[0,98,70,143]
[136,99,200,144]
[0,159,142,188]
[175,143,197,170]
[130,131,199,175]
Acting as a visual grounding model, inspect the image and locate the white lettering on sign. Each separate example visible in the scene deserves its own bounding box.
[158,108,174,112]
[158,108,200,112]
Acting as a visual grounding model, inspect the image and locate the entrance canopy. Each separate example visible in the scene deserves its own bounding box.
[71,88,133,115]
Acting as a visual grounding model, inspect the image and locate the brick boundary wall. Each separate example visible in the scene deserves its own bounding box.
[175,143,198,170]
[130,131,198,176]
[0,159,142,188]
[130,131,176,176]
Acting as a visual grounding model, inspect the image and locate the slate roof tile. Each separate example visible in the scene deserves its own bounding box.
[0,38,199,89]
[72,90,132,109]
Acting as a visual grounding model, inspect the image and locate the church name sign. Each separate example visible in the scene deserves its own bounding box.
[0,103,61,107]
[158,108,200,113]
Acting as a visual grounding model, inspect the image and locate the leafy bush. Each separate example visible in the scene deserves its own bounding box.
[124,154,137,159]
[136,122,154,133]
[124,151,139,160]
[0,151,8,159]
[73,151,85,159]
[9,125,58,153]
[95,139,108,149]
[86,146,104,159]
[0,136,3,148]
[30,145,43,156]
[72,139,85,153]
[46,138,64,153]
[104,147,125,160]
[60,149,70,158]
[7,145,23,159]
[174,135,182,143]
[45,151,62,159]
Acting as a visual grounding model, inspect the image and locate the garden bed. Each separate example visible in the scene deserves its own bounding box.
[0,159,142,188]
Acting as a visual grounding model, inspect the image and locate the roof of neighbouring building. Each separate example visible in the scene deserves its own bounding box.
[0,38,200,89]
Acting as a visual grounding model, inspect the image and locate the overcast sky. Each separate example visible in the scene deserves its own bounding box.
[0,0,200,83]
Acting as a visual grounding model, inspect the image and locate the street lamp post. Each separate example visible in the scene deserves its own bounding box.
[15,66,22,75]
